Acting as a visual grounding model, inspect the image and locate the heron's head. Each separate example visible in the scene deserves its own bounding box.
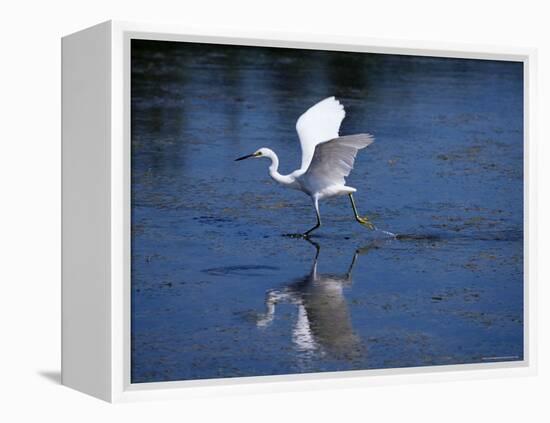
[235,148,271,161]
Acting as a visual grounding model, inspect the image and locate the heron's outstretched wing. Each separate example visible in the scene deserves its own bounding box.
[304,134,374,187]
[296,97,346,172]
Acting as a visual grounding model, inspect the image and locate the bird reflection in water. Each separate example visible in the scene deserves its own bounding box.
[256,240,375,361]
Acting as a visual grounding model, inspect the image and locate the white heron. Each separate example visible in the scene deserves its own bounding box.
[235,96,375,236]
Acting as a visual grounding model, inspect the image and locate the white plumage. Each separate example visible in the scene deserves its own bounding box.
[235,96,375,236]
[296,96,346,172]
[302,133,374,197]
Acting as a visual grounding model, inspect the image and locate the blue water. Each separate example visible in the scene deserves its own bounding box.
[130,40,523,383]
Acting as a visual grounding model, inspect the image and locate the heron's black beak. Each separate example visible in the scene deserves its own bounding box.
[235,153,255,161]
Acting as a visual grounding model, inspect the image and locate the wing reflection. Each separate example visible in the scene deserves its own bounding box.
[257,240,375,360]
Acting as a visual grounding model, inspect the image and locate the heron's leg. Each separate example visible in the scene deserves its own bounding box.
[349,194,375,230]
[303,197,321,236]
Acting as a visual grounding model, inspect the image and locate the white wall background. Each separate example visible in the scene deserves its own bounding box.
[1,0,547,421]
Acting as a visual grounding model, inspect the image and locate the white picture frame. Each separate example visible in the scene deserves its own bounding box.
[61,20,537,403]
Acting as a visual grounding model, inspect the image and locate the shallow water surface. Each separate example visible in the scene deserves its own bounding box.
[131,40,523,383]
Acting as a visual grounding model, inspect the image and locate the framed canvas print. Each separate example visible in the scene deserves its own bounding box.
[61,21,537,402]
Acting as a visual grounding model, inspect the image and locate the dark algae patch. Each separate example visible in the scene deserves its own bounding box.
[130,40,523,383]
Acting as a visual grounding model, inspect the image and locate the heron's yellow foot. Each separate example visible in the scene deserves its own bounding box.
[356,215,375,230]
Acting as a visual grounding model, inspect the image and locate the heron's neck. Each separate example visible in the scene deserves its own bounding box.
[264,150,293,185]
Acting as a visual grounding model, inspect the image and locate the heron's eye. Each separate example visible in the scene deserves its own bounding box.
[257,152,262,156]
